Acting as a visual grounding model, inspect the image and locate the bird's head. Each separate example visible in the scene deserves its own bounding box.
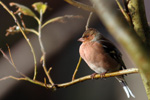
[78,28,102,42]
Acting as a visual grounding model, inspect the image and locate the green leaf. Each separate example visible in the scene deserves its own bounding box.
[10,2,36,17]
[32,2,47,14]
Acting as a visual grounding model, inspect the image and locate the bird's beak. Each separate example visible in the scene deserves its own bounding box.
[78,37,84,42]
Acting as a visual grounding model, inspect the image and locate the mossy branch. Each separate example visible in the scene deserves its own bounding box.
[90,0,150,99]
[127,0,150,45]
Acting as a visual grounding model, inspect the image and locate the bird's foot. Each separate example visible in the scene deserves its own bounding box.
[91,73,97,79]
[100,72,106,78]
[99,72,108,80]
[91,72,107,79]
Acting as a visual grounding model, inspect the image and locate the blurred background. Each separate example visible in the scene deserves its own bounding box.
[0,0,149,100]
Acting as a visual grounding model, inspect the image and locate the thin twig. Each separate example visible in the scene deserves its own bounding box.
[58,68,139,88]
[38,10,55,86]
[44,77,48,88]
[0,76,27,81]
[5,27,39,36]
[85,12,93,30]
[116,0,132,25]
[25,28,39,35]
[64,0,95,12]
[18,13,26,28]
[72,56,82,81]
[42,67,55,86]
[42,15,82,28]
[6,44,26,77]
[48,67,52,74]
[0,1,37,80]
[34,16,41,25]
[0,49,13,66]
[0,76,47,88]
[6,44,16,68]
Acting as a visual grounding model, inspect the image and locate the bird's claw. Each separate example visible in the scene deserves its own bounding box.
[100,73,106,78]
[91,72,107,79]
[91,73,97,79]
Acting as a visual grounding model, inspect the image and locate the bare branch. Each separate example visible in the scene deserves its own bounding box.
[85,12,93,30]
[58,68,138,88]
[72,57,82,81]
[64,0,95,12]
[0,76,26,81]
[0,1,38,80]
[0,68,138,89]
[0,45,27,78]
[5,26,39,36]
[116,0,132,25]
[0,49,13,66]
[42,15,82,28]
[48,67,52,74]
[6,44,26,77]
[38,10,55,87]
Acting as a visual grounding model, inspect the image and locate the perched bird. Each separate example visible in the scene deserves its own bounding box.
[78,28,135,98]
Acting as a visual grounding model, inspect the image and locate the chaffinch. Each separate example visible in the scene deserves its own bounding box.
[78,28,135,98]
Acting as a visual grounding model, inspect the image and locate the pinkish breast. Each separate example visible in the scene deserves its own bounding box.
[79,41,120,73]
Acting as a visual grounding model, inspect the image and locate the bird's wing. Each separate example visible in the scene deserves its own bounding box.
[99,38,126,70]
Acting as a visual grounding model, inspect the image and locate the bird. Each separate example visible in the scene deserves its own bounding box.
[78,28,135,98]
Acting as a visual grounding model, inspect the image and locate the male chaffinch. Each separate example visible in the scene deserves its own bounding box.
[78,28,135,98]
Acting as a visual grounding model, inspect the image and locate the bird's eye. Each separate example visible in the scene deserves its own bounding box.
[84,35,89,38]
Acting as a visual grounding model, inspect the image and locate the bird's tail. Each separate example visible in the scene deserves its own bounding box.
[121,80,135,98]
[116,77,135,98]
